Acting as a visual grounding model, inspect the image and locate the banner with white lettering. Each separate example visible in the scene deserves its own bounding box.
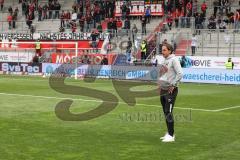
[0,32,106,40]
[115,1,163,16]
[42,63,240,84]
[0,52,35,62]
[182,68,240,85]
[51,53,117,65]
[42,63,160,81]
[0,62,42,73]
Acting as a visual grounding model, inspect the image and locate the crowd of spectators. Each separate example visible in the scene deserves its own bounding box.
[161,0,240,34]
[3,0,240,64]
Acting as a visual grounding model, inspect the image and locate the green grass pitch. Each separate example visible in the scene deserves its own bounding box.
[0,75,240,160]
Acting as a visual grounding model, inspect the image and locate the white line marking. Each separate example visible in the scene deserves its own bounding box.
[0,92,239,112]
[214,106,240,112]
[0,92,103,103]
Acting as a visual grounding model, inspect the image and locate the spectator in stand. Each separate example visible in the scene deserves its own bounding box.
[145,6,151,23]
[65,10,71,28]
[213,0,219,17]
[219,0,225,16]
[126,4,130,20]
[174,9,181,28]
[234,9,240,32]
[124,18,131,35]
[101,55,108,65]
[54,1,61,19]
[112,18,117,34]
[224,0,230,15]
[35,39,41,57]
[48,1,54,19]
[30,24,36,34]
[141,14,147,35]
[201,1,207,17]
[97,23,102,33]
[79,17,85,32]
[104,1,110,18]
[208,14,217,29]
[71,11,77,22]
[0,0,4,11]
[177,0,184,12]
[7,13,12,29]
[26,13,33,29]
[86,0,91,13]
[167,12,173,30]
[14,7,18,17]
[93,2,101,27]
[90,29,99,52]
[59,26,65,32]
[86,13,92,32]
[228,11,234,29]
[60,10,65,27]
[219,20,227,31]
[116,18,123,29]
[109,1,115,18]
[38,4,42,21]
[100,2,105,20]
[21,0,26,15]
[25,2,29,19]
[107,18,113,32]
[186,1,192,16]
[192,0,198,16]
[132,24,138,43]
[72,1,77,13]
[180,7,186,28]
[166,0,172,13]
[42,3,48,20]
[71,21,77,33]
[191,34,197,56]
[121,2,127,20]
[82,55,90,64]
[8,6,13,15]
[29,2,35,18]
[12,10,18,29]
[140,39,148,61]
[127,37,132,49]
[126,45,132,64]
[195,13,203,35]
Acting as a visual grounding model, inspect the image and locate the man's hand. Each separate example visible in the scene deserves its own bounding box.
[168,86,175,94]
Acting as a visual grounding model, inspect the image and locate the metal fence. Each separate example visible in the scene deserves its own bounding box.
[167,29,240,57]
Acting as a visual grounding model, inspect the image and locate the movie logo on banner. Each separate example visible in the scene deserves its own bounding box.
[115,1,163,16]
[51,53,117,65]
[0,52,35,63]
[0,62,42,73]
[157,56,240,69]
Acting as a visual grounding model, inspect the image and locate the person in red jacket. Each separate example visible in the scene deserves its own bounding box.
[7,14,13,29]
[116,18,123,29]
[201,1,207,17]
[186,1,192,16]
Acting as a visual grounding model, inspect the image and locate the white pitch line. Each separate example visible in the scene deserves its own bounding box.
[214,106,240,112]
[0,92,103,103]
[0,92,239,112]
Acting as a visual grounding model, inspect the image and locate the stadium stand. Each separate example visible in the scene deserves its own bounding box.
[1,0,240,65]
